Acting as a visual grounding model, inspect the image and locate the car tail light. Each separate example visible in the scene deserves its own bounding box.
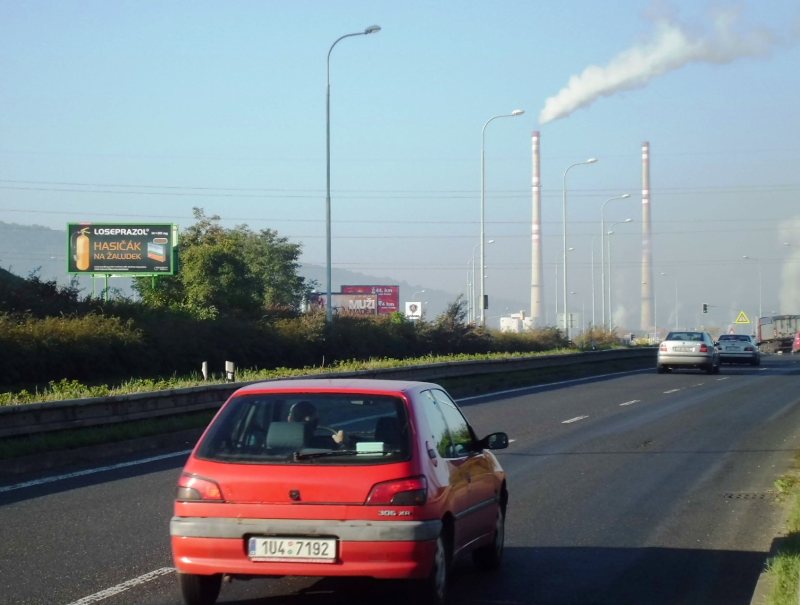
[365,476,428,506]
[699,343,709,353]
[744,346,754,351]
[176,473,224,502]
[659,343,667,352]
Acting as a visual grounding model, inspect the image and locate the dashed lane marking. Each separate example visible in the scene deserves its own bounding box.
[0,450,192,494]
[65,567,175,605]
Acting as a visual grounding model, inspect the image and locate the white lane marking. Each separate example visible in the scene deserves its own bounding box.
[65,567,174,604]
[619,400,640,407]
[562,415,589,424]
[663,389,681,394]
[717,377,729,381]
[0,450,192,494]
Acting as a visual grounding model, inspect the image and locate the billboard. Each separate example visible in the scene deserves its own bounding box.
[67,223,177,275]
[311,293,378,316]
[341,285,399,315]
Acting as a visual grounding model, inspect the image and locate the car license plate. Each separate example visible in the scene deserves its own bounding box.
[248,537,336,563]
[673,346,692,352]
[726,346,739,351]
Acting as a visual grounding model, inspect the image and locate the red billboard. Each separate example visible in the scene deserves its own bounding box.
[341,285,399,315]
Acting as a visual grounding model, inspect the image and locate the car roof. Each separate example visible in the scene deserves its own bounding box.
[231,378,439,398]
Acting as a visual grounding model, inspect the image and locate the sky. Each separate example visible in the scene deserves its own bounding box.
[1,0,799,333]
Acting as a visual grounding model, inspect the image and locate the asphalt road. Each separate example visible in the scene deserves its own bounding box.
[3,356,800,605]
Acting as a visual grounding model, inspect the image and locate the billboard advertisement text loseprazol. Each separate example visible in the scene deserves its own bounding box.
[67,223,176,275]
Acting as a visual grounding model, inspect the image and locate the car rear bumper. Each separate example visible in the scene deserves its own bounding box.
[718,352,758,363]
[657,354,714,367]
[171,516,441,579]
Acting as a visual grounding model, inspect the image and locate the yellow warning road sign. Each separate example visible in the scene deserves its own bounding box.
[735,311,750,324]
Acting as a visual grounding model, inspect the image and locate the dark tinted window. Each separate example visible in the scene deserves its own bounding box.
[196,393,409,464]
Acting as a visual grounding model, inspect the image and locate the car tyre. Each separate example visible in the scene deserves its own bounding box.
[413,534,450,605]
[473,505,505,570]
[657,365,667,374]
[178,573,222,605]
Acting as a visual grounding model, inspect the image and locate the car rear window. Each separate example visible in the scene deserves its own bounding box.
[666,332,703,341]
[195,393,410,465]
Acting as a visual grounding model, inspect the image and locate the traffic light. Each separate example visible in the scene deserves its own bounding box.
[702,303,708,313]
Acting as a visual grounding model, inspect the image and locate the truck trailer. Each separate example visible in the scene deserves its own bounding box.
[757,314,800,354]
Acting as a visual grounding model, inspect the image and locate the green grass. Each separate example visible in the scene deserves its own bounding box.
[765,459,800,604]
[0,350,587,406]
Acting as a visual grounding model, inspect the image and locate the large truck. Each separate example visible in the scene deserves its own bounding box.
[757,314,800,354]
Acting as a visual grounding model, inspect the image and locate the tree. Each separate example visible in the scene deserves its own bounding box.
[133,208,311,319]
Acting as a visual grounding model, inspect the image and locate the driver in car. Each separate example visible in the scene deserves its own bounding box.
[287,400,345,446]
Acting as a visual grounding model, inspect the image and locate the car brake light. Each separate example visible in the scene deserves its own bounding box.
[659,343,667,351]
[176,473,224,502]
[699,343,708,353]
[366,476,428,506]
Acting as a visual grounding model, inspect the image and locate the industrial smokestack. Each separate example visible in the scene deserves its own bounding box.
[531,131,543,325]
[641,142,653,333]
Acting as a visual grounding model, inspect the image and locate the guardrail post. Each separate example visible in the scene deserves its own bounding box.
[225,361,236,382]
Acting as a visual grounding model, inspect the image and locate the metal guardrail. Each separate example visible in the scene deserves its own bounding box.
[0,348,655,438]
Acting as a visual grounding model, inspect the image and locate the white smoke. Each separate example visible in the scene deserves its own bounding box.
[779,218,800,313]
[539,8,777,124]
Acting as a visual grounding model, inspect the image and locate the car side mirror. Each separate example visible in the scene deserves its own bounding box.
[480,432,509,450]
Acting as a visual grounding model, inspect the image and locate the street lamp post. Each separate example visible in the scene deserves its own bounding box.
[470,239,494,324]
[742,255,763,318]
[562,158,597,341]
[600,193,630,328]
[325,25,381,324]
[480,109,524,327]
[606,219,632,330]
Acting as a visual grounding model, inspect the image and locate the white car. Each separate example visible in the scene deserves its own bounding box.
[716,334,761,366]
[657,331,720,374]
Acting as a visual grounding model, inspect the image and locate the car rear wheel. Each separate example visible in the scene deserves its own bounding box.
[412,534,450,605]
[657,365,667,374]
[178,573,222,605]
[473,506,505,570]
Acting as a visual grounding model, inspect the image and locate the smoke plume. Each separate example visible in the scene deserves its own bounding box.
[779,218,800,314]
[539,9,776,124]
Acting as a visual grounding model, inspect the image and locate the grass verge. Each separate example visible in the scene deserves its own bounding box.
[765,457,800,604]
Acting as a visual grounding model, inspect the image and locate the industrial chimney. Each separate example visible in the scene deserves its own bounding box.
[640,142,653,333]
[531,131,543,325]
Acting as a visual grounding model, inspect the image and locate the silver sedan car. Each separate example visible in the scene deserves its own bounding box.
[716,334,761,365]
[657,331,721,374]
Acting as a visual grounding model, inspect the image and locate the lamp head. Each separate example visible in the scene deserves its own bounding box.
[586,158,598,164]
[364,25,381,34]
[621,193,631,199]
[511,109,525,116]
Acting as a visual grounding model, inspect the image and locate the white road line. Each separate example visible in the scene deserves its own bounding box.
[619,400,640,406]
[562,415,589,424]
[663,389,681,394]
[717,377,729,381]
[65,567,175,604]
[0,450,192,494]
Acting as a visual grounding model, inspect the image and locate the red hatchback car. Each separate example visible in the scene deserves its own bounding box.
[170,378,509,605]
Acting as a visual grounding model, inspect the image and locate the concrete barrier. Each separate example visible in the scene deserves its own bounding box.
[0,348,655,438]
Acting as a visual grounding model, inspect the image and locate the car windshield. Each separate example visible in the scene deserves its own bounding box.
[195,393,410,465]
[718,335,750,341]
